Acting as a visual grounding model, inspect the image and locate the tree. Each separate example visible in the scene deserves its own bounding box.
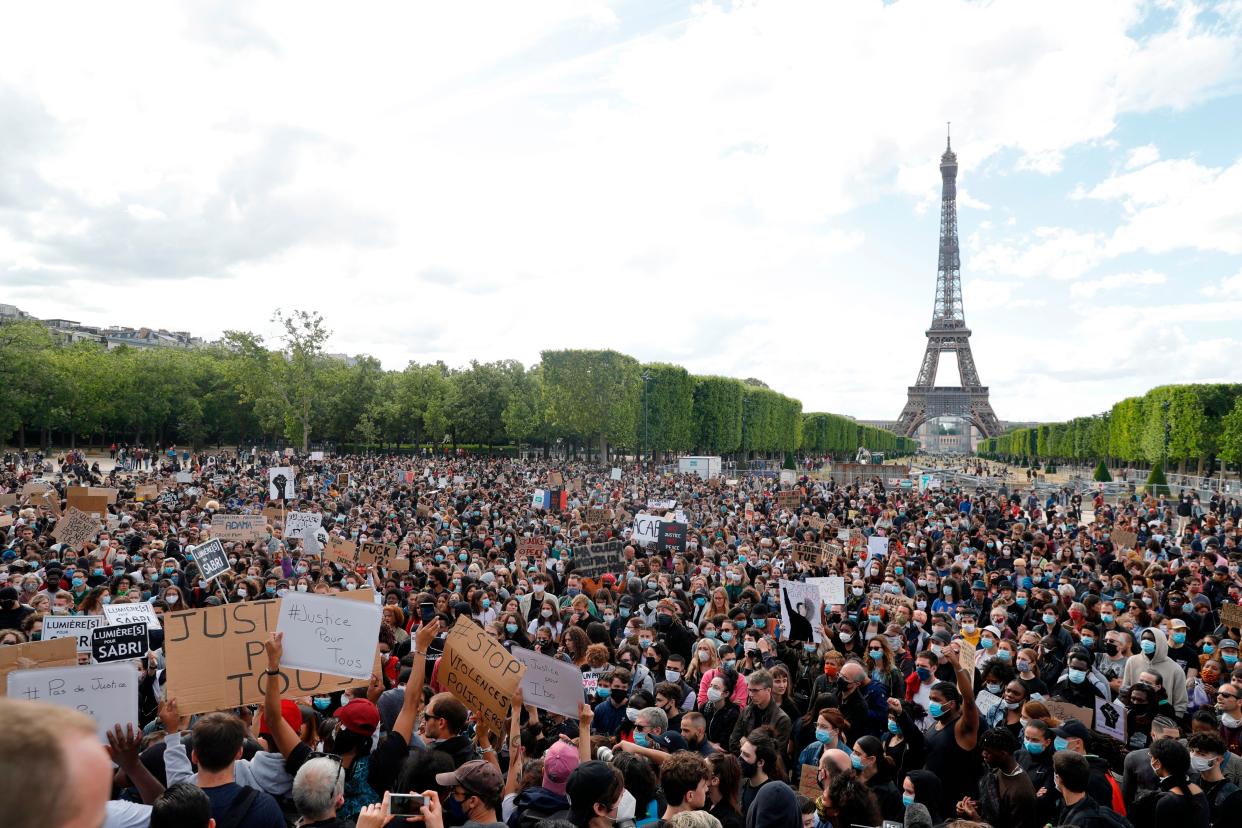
[692,376,743,455]
[1147,461,1170,497]
[641,363,695,460]
[1093,460,1112,482]
[541,350,640,463]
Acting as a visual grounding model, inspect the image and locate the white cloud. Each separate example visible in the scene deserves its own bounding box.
[0,1,1241,421]
[1201,268,1242,297]
[1124,144,1160,169]
[1068,269,1166,298]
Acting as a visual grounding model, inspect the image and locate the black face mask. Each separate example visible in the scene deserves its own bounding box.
[1104,642,1119,657]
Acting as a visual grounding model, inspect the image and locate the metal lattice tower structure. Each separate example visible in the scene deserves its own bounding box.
[896,128,1001,439]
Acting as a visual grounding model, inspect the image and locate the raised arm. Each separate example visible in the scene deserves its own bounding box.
[503,688,526,798]
[945,647,979,751]
[578,702,594,765]
[108,723,165,805]
[393,618,441,743]
[262,632,303,758]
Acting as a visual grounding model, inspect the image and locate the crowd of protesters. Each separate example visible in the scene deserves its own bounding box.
[2,446,1242,828]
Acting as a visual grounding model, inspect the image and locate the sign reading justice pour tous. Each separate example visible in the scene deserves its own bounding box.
[275,590,382,680]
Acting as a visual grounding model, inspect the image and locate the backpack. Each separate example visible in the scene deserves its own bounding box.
[219,787,258,828]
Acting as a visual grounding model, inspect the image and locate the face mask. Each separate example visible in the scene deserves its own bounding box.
[1024,740,1044,755]
[1224,653,1239,666]
[735,619,748,630]
[626,707,640,722]
[851,754,864,771]
[815,727,833,744]
[1114,599,1126,610]
[1101,613,1113,623]
[888,719,900,735]
[1068,668,1087,684]
[722,660,737,671]
[707,688,723,703]
[979,637,994,649]
[505,623,519,635]
[962,623,976,634]
[942,585,952,596]
[916,667,932,682]
[720,632,733,643]
[1042,614,1056,626]
[1190,755,1213,773]
[639,637,652,648]
[1080,637,1094,649]
[541,609,554,619]
[985,682,1001,694]
[839,632,853,643]
[851,587,864,597]
[903,794,915,808]
[1203,643,1216,655]
[916,600,927,610]
[313,697,331,711]
[165,594,179,604]
[666,669,681,683]
[1171,632,1186,645]
[928,701,945,718]
[739,758,758,778]
[1053,736,1069,752]
[237,589,248,598]
[71,577,84,589]
[1141,640,1156,656]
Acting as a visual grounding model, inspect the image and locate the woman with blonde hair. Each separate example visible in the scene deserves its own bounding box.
[1020,699,1061,728]
[862,634,904,698]
[708,587,730,618]
[687,637,719,692]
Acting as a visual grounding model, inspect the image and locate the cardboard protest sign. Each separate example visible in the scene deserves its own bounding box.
[778,580,822,642]
[799,763,820,799]
[631,512,661,546]
[42,616,105,653]
[440,616,526,736]
[776,490,801,510]
[163,590,380,715]
[326,538,359,570]
[1094,696,1126,742]
[585,507,611,525]
[358,541,408,571]
[20,481,51,497]
[1220,603,1242,630]
[791,543,823,568]
[51,507,101,547]
[517,536,546,558]
[268,467,295,500]
[337,472,351,489]
[547,471,564,487]
[191,538,231,583]
[285,510,323,540]
[657,521,688,555]
[0,638,77,697]
[1043,699,1094,728]
[511,646,585,719]
[957,640,977,674]
[211,514,268,542]
[1110,529,1139,550]
[7,662,139,741]
[92,623,150,664]
[276,591,382,680]
[836,528,850,541]
[0,493,17,507]
[134,484,158,501]
[103,602,162,630]
[571,539,625,580]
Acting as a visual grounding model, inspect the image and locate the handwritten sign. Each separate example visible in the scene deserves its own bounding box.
[867,536,890,559]
[43,616,105,653]
[134,484,158,501]
[51,507,101,548]
[358,541,408,571]
[92,623,149,664]
[548,471,564,487]
[211,514,268,543]
[1110,529,1139,550]
[163,590,380,715]
[807,576,846,606]
[776,490,801,510]
[0,638,77,697]
[518,536,546,558]
[191,538,231,583]
[610,467,622,481]
[326,538,359,570]
[957,640,977,674]
[632,512,661,546]
[799,763,820,798]
[1043,699,1094,728]
[585,507,611,525]
[440,616,526,736]
[1221,603,1242,630]
[572,539,625,580]
[102,602,162,630]
[7,662,139,741]
[285,511,323,540]
[511,646,585,719]
[276,591,382,680]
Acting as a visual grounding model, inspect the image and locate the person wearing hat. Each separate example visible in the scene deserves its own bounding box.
[1165,618,1197,670]
[434,759,506,828]
[507,738,577,826]
[1053,719,1123,813]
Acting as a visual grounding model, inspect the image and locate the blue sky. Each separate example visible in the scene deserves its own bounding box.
[2,0,1241,424]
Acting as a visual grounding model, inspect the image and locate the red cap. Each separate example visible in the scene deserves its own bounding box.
[257,699,303,736]
[337,699,379,736]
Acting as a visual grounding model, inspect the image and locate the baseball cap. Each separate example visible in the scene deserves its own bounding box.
[540,739,580,795]
[1053,720,1091,742]
[257,699,303,737]
[336,699,379,736]
[436,759,504,798]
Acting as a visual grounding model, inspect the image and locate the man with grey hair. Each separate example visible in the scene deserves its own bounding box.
[727,668,792,753]
[292,756,347,828]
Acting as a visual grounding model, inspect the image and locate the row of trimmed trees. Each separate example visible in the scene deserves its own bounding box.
[0,315,915,461]
[978,384,1242,474]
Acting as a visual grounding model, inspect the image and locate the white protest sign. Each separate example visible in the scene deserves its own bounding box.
[310,451,324,461]
[837,528,850,541]
[268,467,295,500]
[276,590,382,680]
[974,689,1003,721]
[175,472,193,483]
[807,576,846,606]
[867,536,890,559]
[610,467,622,481]
[286,511,324,555]
[1094,696,1127,742]
[646,498,676,510]
[778,580,823,643]
[632,512,661,546]
[7,662,139,741]
[510,646,585,719]
[103,602,162,630]
[42,616,105,653]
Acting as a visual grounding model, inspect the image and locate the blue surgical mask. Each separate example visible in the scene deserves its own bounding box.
[313,697,331,711]
[1080,637,1094,649]
[996,650,1011,662]
[816,728,833,745]
[979,637,994,649]
[928,701,944,718]
[1054,736,1069,752]
[902,794,915,808]
[720,632,733,643]
[1114,599,1126,610]
[1141,640,1156,656]
[1016,596,1027,607]
[1101,613,1114,623]
[1203,644,1216,655]
[888,719,900,734]
[1068,668,1087,684]
[851,754,864,770]
[505,623,518,635]
[915,667,931,682]
[597,687,612,699]
[1171,632,1186,645]
[1024,740,1044,755]
[620,608,631,618]
[705,630,718,640]
[634,731,651,748]
[1042,614,1056,626]
[1224,653,1238,666]
[736,619,748,629]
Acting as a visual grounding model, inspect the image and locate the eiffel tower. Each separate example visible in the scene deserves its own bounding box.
[896,129,1001,440]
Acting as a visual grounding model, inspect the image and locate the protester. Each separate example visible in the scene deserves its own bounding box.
[1,450,1241,828]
